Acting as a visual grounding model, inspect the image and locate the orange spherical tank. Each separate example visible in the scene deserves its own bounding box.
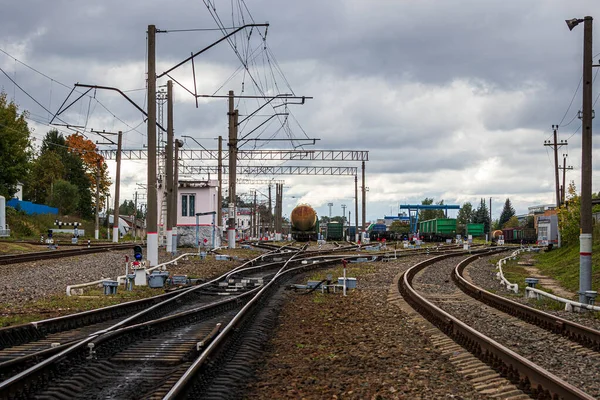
[290,204,318,232]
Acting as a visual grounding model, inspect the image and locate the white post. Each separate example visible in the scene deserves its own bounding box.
[343,265,347,296]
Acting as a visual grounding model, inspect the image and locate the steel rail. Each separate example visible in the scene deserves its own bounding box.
[0,244,290,395]
[0,243,136,266]
[453,258,600,351]
[399,251,594,400]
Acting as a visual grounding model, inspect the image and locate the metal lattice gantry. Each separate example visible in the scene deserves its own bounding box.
[181,165,358,176]
[97,149,368,162]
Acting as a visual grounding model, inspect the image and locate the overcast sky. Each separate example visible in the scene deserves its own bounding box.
[1,0,599,224]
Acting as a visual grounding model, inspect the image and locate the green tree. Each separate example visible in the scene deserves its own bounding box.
[503,215,520,228]
[25,150,65,203]
[330,215,346,224]
[38,130,93,217]
[473,198,491,233]
[0,92,32,198]
[498,198,516,228]
[389,220,410,235]
[558,182,580,246]
[419,198,446,221]
[48,179,80,214]
[457,202,474,224]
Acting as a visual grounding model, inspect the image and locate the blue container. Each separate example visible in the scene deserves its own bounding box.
[338,277,357,289]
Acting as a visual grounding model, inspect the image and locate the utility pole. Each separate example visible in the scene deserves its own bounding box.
[227,90,238,249]
[544,125,568,209]
[112,131,122,243]
[559,154,573,204]
[172,139,183,253]
[166,80,174,252]
[106,193,111,241]
[354,174,359,242]
[217,135,223,239]
[341,204,347,226]
[147,24,158,266]
[327,202,333,218]
[95,159,101,240]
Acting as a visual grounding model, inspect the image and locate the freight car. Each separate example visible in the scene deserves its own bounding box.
[326,222,344,241]
[290,204,320,241]
[501,227,537,244]
[419,218,457,242]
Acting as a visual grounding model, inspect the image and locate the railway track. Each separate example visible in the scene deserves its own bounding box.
[400,250,597,399]
[0,243,137,265]
[2,241,429,398]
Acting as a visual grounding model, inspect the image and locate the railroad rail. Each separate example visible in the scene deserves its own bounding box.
[454,256,600,351]
[399,251,594,399]
[0,243,137,265]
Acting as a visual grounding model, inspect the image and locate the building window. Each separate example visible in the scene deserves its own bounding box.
[182,194,196,217]
[189,194,195,216]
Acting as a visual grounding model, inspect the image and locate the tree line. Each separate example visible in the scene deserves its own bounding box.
[0,92,111,217]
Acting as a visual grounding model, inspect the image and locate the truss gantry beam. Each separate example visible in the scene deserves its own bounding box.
[97,149,369,162]
[222,179,286,185]
[181,165,357,176]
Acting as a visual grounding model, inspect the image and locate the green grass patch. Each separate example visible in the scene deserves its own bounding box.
[533,242,600,294]
[0,285,165,327]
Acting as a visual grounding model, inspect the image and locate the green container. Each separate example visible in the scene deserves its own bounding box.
[466,223,485,237]
[419,218,456,235]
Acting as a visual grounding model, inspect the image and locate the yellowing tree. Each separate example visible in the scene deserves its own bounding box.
[66,133,111,210]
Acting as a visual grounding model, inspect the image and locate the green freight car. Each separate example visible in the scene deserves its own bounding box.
[419,218,457,241]
[466,223,485,237]
[326,222,344,241]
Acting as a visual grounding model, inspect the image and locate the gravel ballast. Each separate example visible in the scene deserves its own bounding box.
[245,255,487,399]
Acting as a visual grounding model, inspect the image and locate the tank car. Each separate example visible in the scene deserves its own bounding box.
[290,204,319,241]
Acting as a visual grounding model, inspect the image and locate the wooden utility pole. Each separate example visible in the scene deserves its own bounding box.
[147,24,158,266]
[112,131,122,243]
[166,80,174,252]
[544,125,567,209]
[559,154,573,205]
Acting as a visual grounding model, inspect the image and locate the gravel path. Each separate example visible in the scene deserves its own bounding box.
[413,254,600,398]
[466,253,600,331]
[245,255,487,399]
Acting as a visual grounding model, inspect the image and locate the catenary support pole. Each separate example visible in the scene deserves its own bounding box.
[146,24,158,266]
[227,91,237,249]
[172,139,182,253]
[362,161,366,235]
[95,159,101,240]
[354,174,359,243]
[166,80,174,252]
[112,131,122,243]
[217,135,222,240]
[579,16,593,303]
